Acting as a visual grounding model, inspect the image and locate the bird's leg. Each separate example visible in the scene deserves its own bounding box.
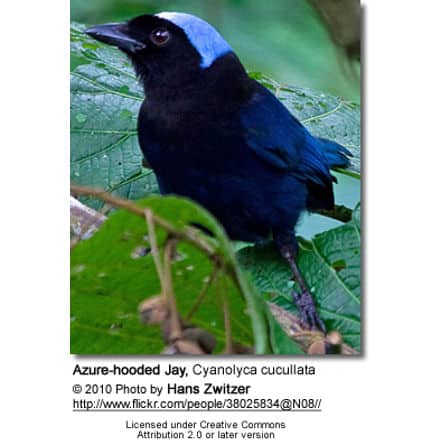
[275,232,326,333]
[288,258,326,332]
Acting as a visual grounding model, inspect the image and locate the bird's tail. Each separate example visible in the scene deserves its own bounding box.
[317,137,352,169]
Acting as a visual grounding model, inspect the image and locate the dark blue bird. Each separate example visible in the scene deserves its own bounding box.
[85,12,351,331]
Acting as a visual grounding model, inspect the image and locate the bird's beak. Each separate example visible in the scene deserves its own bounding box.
[85,23,146,53]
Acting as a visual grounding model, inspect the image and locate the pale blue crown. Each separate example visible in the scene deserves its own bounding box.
[156,12,232,68]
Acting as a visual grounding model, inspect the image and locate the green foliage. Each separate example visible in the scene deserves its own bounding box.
[70,24,155,210]
[71,196,303,354]
[238,204,361,351]
[71,206,250,354]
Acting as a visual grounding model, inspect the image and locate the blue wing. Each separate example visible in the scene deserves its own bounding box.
[240,82,348,187]
[317,138,352,169]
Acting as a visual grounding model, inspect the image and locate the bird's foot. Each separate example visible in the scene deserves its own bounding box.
[274,232,326,333]
[292,289,326,333]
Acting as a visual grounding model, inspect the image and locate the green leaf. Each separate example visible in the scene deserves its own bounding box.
[70,23,153,210]
[70,202,250,354]
[71,195,305,354]
[238,204,361,351]
[70,24,360,212]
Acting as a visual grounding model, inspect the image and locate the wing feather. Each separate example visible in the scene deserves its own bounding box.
[240,82,333,188]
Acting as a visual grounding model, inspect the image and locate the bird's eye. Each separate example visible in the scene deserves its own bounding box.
[150,28,170,46]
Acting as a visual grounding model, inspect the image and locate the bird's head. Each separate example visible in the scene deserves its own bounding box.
[85,12,239,90]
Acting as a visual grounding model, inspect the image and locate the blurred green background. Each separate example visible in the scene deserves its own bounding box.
[71,0,360,102]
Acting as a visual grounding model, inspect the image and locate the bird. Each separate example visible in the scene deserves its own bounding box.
[85,12,351,332]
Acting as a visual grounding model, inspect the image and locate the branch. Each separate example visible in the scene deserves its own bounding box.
[162,237,182,341]
[70,196,106,239]
[268,303,358,355]
[185,265,221,321]
[71,184,217,257]
[315,204,353,223]
[71,184,234,352]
